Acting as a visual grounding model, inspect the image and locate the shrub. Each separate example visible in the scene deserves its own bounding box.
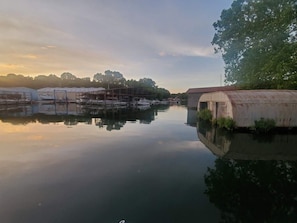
[224,117,236,130]
[253,118,276,133]
[197,109,212,122]
[216,117,236,131]
[216,117,225,128]
[212,118,218,126]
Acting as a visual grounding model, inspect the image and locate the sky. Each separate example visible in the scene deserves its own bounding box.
[0,0,233,93]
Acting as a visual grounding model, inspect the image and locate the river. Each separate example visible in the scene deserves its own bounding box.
[0,104,296,222]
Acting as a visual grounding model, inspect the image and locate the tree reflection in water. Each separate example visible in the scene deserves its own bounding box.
[204,158,297,222]
[0,104,170,131]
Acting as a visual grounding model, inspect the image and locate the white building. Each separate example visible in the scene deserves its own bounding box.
[37,87,105,102]
[0,87,38,104]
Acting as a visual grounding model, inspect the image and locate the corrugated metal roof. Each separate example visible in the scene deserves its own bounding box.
[186,86,237,94]
[37,87,105,92]
[224,90,297,104]
[0,87,36,92]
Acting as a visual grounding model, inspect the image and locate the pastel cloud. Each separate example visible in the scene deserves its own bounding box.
[0,0,232,92]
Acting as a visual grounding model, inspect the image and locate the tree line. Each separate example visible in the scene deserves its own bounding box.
[212,0,297,89]
[0,70,171,99]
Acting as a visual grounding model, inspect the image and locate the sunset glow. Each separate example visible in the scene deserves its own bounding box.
[0,0,232,92]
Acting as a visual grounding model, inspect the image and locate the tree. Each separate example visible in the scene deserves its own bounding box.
[139,78,156,88]
[0,71,171,97]
[104,70,124,79]
[93,73,104,83]
[0,73,34,88]
[104,70,126,87]
[60,72,77,80]
[155,87,170,100]
[212,0,297,89]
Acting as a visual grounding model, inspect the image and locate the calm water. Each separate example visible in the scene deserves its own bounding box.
[1,104,297,222]
[0,104,218,223]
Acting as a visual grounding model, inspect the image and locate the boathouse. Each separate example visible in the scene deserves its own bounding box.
[37,87,105,102]
[0,87,38,104]
[186,86,237,108]
[198,90,297,128]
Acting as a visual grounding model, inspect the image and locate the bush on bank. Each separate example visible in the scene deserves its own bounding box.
[197,109,236,131]
[197,109,212,122]
[251,118,276,133]
[214,117,236,131]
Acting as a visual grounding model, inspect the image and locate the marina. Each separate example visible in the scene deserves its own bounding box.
[0,87,173,110]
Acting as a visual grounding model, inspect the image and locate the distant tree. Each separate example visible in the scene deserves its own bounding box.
[171,92,188,101]
[105,70,126,87]
[6,73,18,78]
[0,73,33,88]
[93,73,104,83]
[0,71,171,97]
[34,75,50,88]
[81,77,91,82]
[139,78,156,88]
[78,77,92,87]
[125,79,139,88]
[93,70,124,88]
[104,70,124,79]
[48,74,61,82]
[155,87,170,100]
[60,72,77,80]
[212,0,297,89]
[34,75,48,80]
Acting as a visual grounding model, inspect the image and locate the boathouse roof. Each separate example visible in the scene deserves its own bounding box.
[198,90,297,127]
[186,86,237,94]
[186,85,237,108]
[0,87,36,93]
[222,90,297,104]
[37,87,105,92]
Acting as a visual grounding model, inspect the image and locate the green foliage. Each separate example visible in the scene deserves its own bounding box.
[253,118,276,133]
[0,71,171,99]
[138,78,156,88]
[212,0,297,89]
[197,109,212,122]
[171,92,187,100]
[215,117,236,131]
[171,92,188,105]
[93,71,126,89]
[61,72,76,80]
[154,87,171,100]
[205,158,297,222]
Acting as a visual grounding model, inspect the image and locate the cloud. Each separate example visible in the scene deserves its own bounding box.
[19,54,38,59]
[0,0,231,91]
[0,63,25,70]
[157,140,210,151]
[158,44,215,58]
[41,45,57,50]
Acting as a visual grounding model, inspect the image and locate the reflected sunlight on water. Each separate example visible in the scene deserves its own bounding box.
[0,105,219,223]
[2,104,297,222]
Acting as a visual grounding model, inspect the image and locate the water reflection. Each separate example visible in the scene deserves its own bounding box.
[0,103,170,131]
[197,122,297,222]
[204,158,297,222]
[197,123,297,160]
[0,105,219,223]
[186,108,197,127]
